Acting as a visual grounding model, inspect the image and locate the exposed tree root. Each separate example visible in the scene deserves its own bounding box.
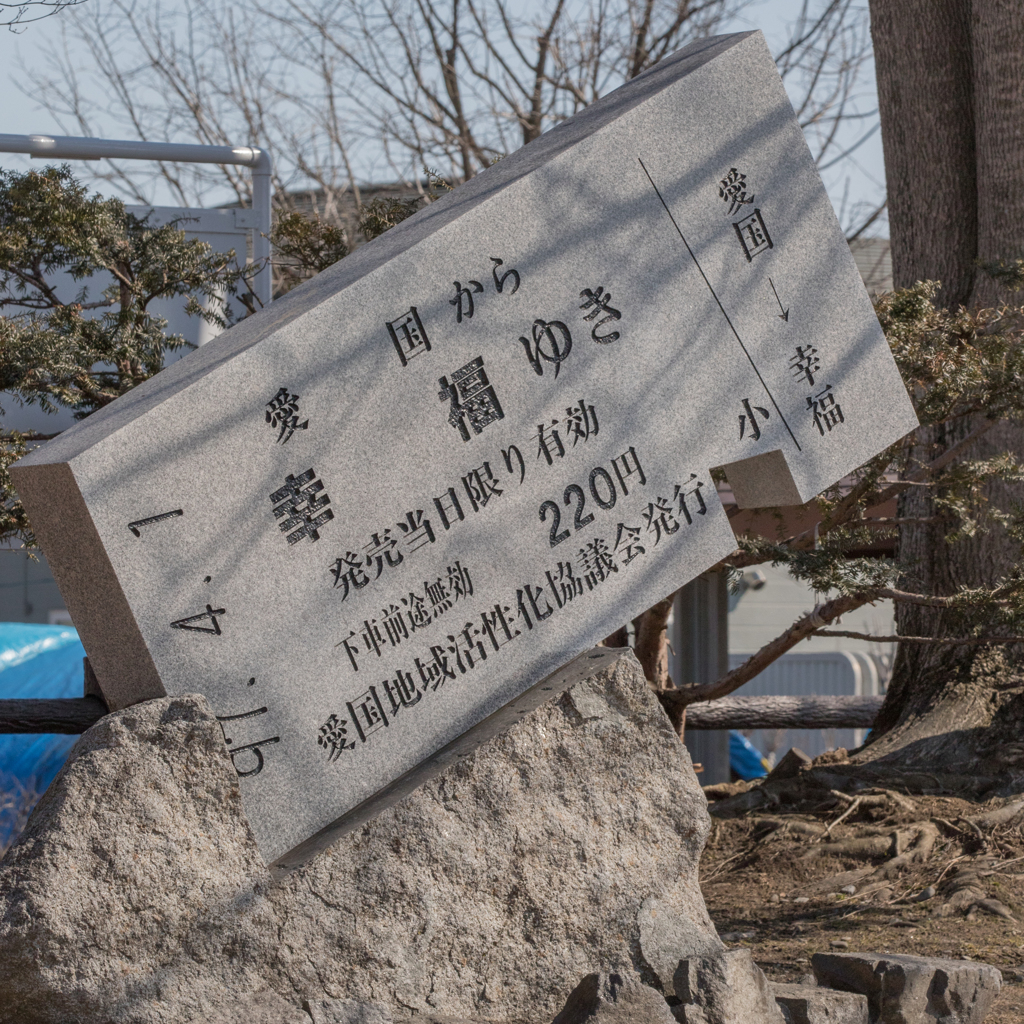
[802,834,893,861]
[873,822,938,880]
[701,747,1024,922]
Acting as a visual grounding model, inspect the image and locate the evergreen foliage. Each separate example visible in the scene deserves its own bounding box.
[0,165,259,546]
[726,280,1024,657]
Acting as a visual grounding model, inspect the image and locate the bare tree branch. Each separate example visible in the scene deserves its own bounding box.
[24,0,874,208]
[813,630,1024,645]
[660,590,875,710]
[1,0,87,30]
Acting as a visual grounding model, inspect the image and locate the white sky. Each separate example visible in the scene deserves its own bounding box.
[0,0,886,233]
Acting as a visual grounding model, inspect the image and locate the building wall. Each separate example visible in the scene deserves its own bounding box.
[728,563,895,660]
[0,551,69,625]
[849,238,893,295]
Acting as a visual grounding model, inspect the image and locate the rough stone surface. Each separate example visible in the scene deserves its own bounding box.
[771,982,869,1024]
[552,972,677,1024]
[811,952,1001,1024]
[672,948,786,1024]
[302,998,395,1024]
[0,650,720,1024]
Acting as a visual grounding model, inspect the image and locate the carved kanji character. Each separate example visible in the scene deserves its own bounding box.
[364,529,403,579]
[739,398,769,440]
[265,387,308,444]
[416,647,457,691]
[439,356,505,441]
[789,345,820,387]
[642,497,680,545]
[480,603,520,651]
[446,561,473,602]
[718,168,755,216]
[516,583,554,630]
[808,384,845,435]
[347,687,388,741]
[564,399,599,445]
[433,487,465,530]
[269,468,333,544]
[382,670,423,716]
[545,560,583,609]
[578,537,617,589]
[396,510,435,552]
[318,713,356,761]
[535,420,565,466]
[330,551,371,599]
[611,446,646,495]
[612,522,645,565]
[734,209,772,260]
[461,461,503,512]
[387,307,431,366]
[674,474,707,525]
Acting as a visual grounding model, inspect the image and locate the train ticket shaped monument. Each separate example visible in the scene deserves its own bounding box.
[11,31,917,871]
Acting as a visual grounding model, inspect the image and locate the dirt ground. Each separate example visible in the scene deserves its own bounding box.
[698,790,1024,1023]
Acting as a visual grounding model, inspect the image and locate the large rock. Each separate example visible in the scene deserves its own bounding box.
[551,971,678,1024]
[0,649,720,1024]
[673,948,786,1024]
[770,982,869,1024]
[811,953,1001,1024]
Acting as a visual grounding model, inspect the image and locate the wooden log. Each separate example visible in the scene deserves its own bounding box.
[683,694,883,730]
[0,692,884,735]
[0,697,108,734]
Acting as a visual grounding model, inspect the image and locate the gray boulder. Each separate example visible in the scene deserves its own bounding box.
[673,948,787,1024]
[0,649,721,1024]
[811,952,1001,1024]
[771,982,869,1024]
[552,972,677,1024]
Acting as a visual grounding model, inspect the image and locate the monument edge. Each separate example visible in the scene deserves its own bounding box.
[8,460,166,710]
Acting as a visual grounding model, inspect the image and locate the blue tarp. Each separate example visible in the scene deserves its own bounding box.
[730,729,769,780]
[0,623,85,790]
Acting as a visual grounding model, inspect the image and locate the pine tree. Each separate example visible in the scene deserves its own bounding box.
[0,165,258,545]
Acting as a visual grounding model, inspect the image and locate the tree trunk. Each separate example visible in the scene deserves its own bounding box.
[863,0,1024,769]
[633,595,674,691]
[971,0,1024,311]
[869,0,976,309]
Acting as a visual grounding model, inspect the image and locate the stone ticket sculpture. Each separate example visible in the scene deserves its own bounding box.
[11,30,918,869]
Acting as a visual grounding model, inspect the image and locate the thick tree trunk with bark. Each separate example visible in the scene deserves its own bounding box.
[864,0,1024,773]
[869,0,976,310]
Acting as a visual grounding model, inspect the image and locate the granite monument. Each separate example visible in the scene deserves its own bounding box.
[10,31,918,869]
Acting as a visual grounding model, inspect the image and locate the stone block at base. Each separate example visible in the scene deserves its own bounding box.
[552,972,677,1024]
[673,948,786,1024]
[771,982,869,1024]
[811,952,1001,1024]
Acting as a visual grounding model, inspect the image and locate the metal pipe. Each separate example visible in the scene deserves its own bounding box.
[0,133,272,305]
[250,149,273,307]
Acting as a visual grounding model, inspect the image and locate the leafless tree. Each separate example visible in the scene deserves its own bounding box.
[22,0,879,234]
[2,0,87,30]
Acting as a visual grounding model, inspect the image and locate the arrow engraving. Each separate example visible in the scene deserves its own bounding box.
[769,278,789,322]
